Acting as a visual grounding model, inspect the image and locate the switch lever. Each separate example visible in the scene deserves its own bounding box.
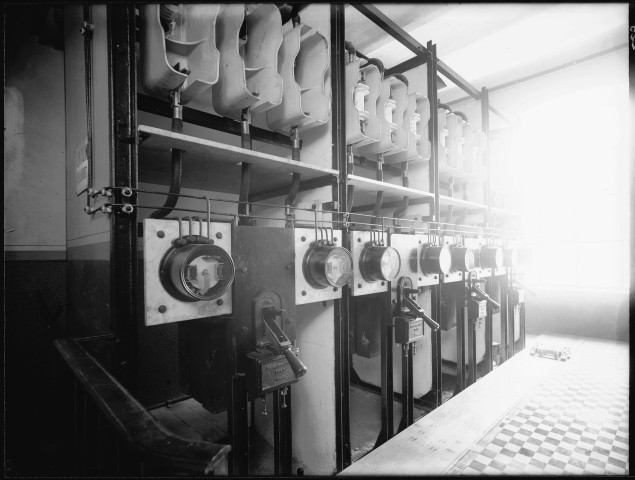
[470,285,501,312]
[263,308,308,378]
[403,296,440,331]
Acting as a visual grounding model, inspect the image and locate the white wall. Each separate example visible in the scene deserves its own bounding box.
[5,26,66,257]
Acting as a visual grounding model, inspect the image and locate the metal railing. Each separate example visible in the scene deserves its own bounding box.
[54,337,230,476]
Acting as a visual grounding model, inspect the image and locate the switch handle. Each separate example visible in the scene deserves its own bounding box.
[283,347,308,378]
[403,296,440,331]
[471,285,501,311]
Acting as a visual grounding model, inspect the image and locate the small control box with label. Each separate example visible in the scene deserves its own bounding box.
[468,299,487,319]
[245,350,299,396]
[394,316,424,345]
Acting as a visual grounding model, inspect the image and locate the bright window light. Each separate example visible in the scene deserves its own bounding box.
[513,83,629,292]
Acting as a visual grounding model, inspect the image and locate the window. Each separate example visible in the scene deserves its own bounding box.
[512,83,629,292]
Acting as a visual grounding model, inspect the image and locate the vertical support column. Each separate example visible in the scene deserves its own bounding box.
[273,389,292,475]
[427,42,442,407]
[331,3,351,472]
[456,286,466,393]
[375,307,394,448]
[484,278,493,374]
[108,4,138,390]
[519,301,526,351]
[481,87,491,228]
[466,316,476,387]
[509,294,516,358]
[499,277,509,364]
[398,344,414,432]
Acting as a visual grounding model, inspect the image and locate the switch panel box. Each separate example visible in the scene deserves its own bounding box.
[394,316,424,345]
[468,299,487,319]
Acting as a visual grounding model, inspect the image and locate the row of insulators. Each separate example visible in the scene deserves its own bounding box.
[345,52,431,164]
[438,108,487,179]
[139,4,330,132]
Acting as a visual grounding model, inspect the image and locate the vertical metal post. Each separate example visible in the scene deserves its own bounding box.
[398,344,414,432]
[519,301,526,351]
[273,389,292,475]
[509,298,516,358]
[456,286,466,393]
[427,42,442,407]
[466,317,477,387]
[108,4,138,390]
[482,87,491,228]
[484,278,493,374]
[499,278,509,364]
[228,310,249,476]
[375,303,394,448]
[331,3,351,472]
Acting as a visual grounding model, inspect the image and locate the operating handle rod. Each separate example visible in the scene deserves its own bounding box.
[263,309,308,378]
[471,285,501,311]
[402,295,440,331]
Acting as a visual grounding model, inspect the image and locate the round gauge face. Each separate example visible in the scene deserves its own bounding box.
[379,247,401,281]
[494,248,504,269]
[183,253,222,298]
[161,243,235,302]
[464,248,476,271]
[438,246,452,274]
[325,247,353,287]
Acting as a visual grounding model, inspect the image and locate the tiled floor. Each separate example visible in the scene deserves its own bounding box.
[449,335,629,475]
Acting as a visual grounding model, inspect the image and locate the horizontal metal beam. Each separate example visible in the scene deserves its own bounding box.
[437,59,481,99]
[352,4,482,101]
[385,56,428,77]
[137,94,293,148]
[352,4,429,59]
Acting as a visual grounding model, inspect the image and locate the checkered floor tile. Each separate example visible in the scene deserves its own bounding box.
[449,338,629,476]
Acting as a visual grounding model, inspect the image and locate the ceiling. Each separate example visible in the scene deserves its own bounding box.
[344,3,628,103]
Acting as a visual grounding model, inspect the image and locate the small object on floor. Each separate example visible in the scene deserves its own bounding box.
[529,344,571,361]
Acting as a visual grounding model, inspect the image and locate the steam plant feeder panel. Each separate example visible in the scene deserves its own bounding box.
[143,219,233,326]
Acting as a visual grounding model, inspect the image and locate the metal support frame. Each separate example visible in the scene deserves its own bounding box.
[374,292,395,449]
[398,344,414,432]
[108,4,138,390]
[332,3,352,472]
[499,278,509,364]
[484,278,493,374]
[273,389,292,475]
[456,285,467,393]
[466,312,477,388]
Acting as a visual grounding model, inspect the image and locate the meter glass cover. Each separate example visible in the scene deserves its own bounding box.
[183,253,222,298]
[380,247,401,281]
[439,247,452,274]
[325,248,353,287]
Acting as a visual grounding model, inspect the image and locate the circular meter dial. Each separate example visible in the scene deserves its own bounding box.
[303,246,353,289]
[503,247,518,268]
[360,245,401,282]
[160,243,235,302]
[420,245,452,275]
[479,246,504,269]
[450,246,476,272]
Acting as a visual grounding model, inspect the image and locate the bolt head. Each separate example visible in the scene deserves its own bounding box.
[333,287,338,292]
[358,283,362,289]
[301,236,306,242]
[158,305,167,313]
[302,290,307,296]
[157,230,165,238]
[216,299,224,306]
[358,238,362,242]
[216,232,222,239]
